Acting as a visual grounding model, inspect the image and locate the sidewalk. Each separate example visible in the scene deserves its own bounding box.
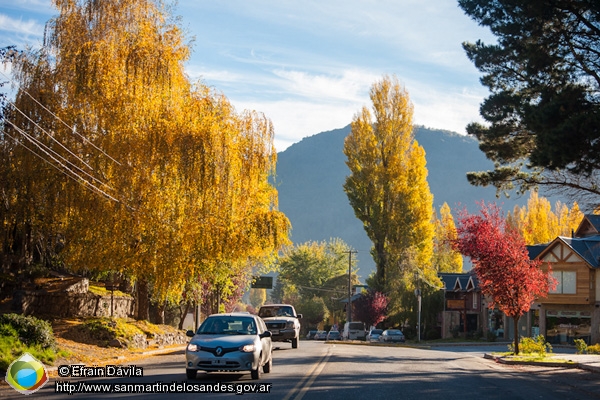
[545,353,600,373]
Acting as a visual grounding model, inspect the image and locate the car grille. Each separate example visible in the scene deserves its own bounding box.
[266,322,286,329]
[196,361,242,370]
[198,346,239,357]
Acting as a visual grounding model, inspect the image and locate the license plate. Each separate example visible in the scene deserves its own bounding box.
[271,329,279,335]
[212,359,223,365]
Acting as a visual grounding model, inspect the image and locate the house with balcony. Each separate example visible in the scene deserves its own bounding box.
[527,214,600,345]
[439,272,491,339]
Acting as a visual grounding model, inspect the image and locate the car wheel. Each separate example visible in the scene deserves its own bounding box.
[186,369,196,379]
[251,365,261,380]
[292,337,298,349]
[263,357,272,373]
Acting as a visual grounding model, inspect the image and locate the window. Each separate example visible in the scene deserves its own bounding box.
[550,271,576,294]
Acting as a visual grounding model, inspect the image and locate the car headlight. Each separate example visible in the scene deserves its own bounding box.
[187,343,199,352]
[240,344,255,353]
[286,321,294,329]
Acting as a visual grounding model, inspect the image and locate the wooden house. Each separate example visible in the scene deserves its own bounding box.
[439,272,489,339]
[528,214,600,345]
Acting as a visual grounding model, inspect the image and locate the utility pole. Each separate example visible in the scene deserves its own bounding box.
[414,271,421,342]
[345,250,357,323]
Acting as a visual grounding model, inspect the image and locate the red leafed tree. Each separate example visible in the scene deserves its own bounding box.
[353,291,389,329]
[453,202,556,354]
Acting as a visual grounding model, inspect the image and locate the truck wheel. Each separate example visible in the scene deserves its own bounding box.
[292,337,298,349]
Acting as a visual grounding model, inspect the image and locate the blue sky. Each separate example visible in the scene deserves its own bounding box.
[1,0,496,152]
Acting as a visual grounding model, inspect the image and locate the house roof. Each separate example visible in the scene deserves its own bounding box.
[557,235,600,268]
[339,292,364,303]
[438,272,479,292]
[574,214,600,237]
[526,214,600,268]
[530,234,600,268]
[527,244,548,260]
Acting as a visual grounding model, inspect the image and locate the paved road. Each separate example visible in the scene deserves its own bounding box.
[1,341,598,399]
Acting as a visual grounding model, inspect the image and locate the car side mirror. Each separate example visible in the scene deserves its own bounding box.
[186,330,195,337]
[260,331,272,338]
[297,314,303,319]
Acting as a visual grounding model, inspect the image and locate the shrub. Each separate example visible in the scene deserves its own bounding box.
[81,317,146,342]
[425,328,441,341]
[0,313,56,350]
[508,335,552,356]
[486,331,497,342]
[587,344,600,355]
[574,338,588,354]
[450,326,460,339]
[0,321,63,373]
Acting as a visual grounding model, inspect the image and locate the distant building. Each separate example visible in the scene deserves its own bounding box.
[439,272,492,339]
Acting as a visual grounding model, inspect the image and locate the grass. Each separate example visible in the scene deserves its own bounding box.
[0,323,69,373]
[490,351,576,364]
[88,284,129,297]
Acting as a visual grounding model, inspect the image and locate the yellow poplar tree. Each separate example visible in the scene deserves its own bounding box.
[506,192,583,245]
[343,75,437,311]
[433,203,463,273]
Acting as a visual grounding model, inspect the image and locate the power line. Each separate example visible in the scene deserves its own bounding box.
[4,117,117,197]
[0,69,121,166]
[2,127,121,203]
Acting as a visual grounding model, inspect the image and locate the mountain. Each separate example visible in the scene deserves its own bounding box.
[274,125,542,279]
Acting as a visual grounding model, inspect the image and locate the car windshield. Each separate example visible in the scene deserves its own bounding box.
[259,306,294,317]
[197,316,257,335]
[387,330,402,335]
[371,329,383,335]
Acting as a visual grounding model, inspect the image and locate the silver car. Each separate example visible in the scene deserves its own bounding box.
[367,328,383,342]
[380,329,405,343]
[185,313,273,380]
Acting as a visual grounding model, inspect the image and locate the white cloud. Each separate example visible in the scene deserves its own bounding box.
[0,14,44,37]
[271,69,377,103]
[234,98,360,152]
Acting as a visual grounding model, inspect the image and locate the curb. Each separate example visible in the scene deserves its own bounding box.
[131,345,186,356]
[46,345,186,372]
[484,353,600,373]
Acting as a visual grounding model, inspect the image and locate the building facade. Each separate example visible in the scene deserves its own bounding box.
[527,214,600,345]
[439,272,489,339]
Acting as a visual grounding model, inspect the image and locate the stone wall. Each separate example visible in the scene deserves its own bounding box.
[125,330,188,349]
[13,290,134,318]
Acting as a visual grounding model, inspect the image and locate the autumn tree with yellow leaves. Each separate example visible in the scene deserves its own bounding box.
[433,203,463,273]
[0,0,289,320]
[506,192,583,245]
[343,75,439,321]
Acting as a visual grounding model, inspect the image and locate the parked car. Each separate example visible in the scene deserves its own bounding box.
[366,328,383,342]
[314,330,328,340]
[185,313,273,380]
[306,330,318,340]
[342,321,366,340]
[326,330,341,340]
[379,329,405,343]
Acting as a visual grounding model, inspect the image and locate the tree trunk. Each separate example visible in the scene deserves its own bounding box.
[513,315,520,355]
[136,277,149,321]
[178,301,190,330]
[157,300,166,325]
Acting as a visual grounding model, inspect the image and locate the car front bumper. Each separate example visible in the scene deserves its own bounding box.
[186,350,259,372]
[268,328,296,342]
